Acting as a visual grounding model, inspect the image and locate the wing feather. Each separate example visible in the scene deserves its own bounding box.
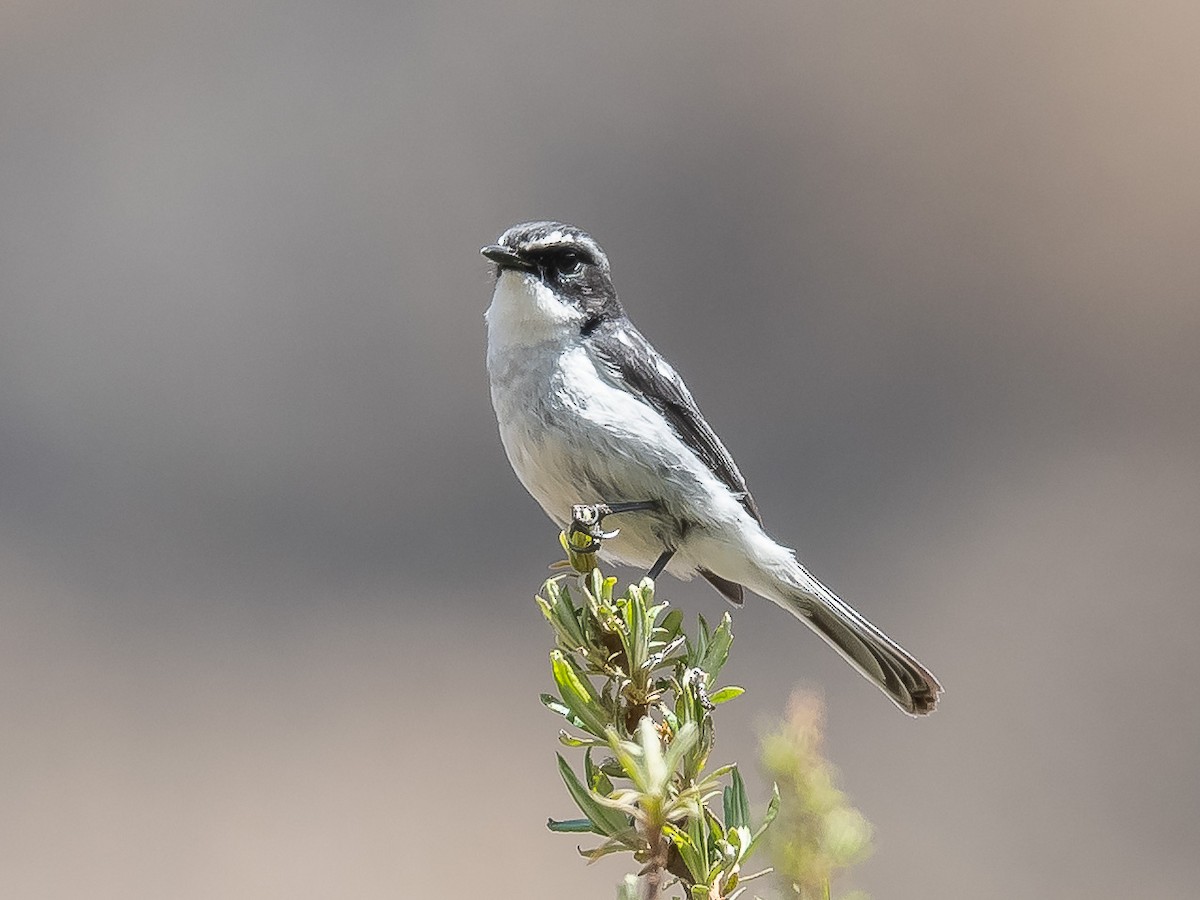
[588,321,763,525]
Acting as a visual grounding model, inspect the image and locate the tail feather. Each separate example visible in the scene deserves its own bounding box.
[774,573,942,716]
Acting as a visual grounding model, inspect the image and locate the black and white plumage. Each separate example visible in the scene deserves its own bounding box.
[483,221,942,715]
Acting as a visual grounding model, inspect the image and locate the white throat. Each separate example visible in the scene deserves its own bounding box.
[485,270,585,353]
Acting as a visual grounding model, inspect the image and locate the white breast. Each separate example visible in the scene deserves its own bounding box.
[484,269,585,353]
[486,270,587,519]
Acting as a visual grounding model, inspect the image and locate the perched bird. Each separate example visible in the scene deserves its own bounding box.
[483,221,941,715]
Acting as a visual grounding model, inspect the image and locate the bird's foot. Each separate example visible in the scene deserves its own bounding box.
[568,503,620,554]
[567,500,661,554]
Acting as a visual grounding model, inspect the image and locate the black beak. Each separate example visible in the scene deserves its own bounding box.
[481,244,535,272]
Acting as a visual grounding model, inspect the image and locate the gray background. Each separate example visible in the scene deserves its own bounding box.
[3,2,1198,897]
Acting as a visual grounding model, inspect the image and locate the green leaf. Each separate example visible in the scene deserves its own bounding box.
[688,807,712,880]
[584,748,614,796]
[598,758,626,779]
[578,838,632,861]
[602,575,618,602]
[540,693,572,717]
[557,731,598,748]
[540,578,589,649]
[724,870,740,895]
[636,716,667,793]
[662,722,699,779]
[550,650,609,738]
[619,583,651,675]
[555,754,633,842]
[698,613,734,680]
[658,607,684,640]
[546,817,594,833]
[694,613,711,659]
[723,766,750,829]
[727,825,752,862]
[638,577,654,605]
[662,823,708,883]
[709,686,745,705]
[696,763,736,789]
[606,727,650,794]
[587,568,606,605]
[722,785,736,831]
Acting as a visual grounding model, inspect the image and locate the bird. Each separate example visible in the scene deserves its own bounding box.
[482,221,941,715]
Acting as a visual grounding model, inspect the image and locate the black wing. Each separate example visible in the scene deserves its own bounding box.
[588,319,763,526]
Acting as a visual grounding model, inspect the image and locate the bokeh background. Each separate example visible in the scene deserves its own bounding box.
[3,2,1198,897]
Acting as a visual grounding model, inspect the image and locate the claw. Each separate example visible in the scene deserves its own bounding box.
[568,503,621,553]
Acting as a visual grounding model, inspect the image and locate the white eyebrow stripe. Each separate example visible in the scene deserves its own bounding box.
[526,232,603,252]
[527,233,577,251]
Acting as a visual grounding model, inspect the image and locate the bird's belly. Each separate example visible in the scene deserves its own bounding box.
[498,415,586,525]
[496,404,681,569]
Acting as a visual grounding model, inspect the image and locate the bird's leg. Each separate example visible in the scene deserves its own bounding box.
[568,500,659,554]
[646,549,674,580]
[600,501,662,516]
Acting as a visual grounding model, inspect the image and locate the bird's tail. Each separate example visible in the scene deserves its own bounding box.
[769,568,942,715]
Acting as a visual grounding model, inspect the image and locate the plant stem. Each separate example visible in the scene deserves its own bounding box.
[639,827,668,900]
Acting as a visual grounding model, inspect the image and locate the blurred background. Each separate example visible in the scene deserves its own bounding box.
[2,2,1198,897]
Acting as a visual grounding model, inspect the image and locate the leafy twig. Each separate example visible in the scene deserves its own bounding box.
[539,530,776,899]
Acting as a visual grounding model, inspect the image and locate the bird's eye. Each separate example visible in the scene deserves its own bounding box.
[558,253,585,277]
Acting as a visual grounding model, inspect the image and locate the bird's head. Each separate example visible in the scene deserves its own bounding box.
[482,222,623,342]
